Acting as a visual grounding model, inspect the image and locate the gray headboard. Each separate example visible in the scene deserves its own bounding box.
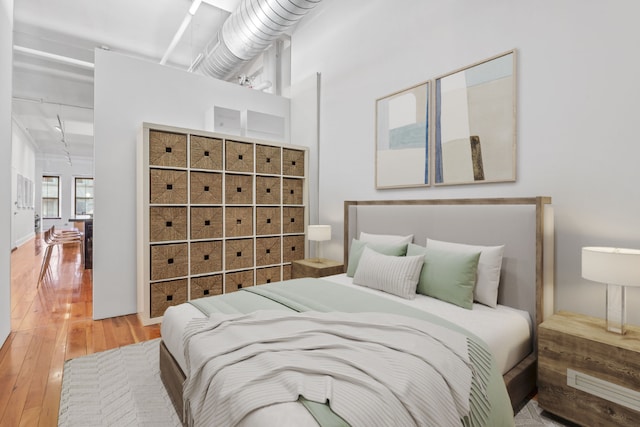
[343,197,554,329]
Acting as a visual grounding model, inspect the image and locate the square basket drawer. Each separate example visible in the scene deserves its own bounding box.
[283,235,305,263]
[150,279,187,318]
[190,240,223,275]
[190,274,223,300]
[256,237,281,266]
[256,207,281,235]
[150,243,188,280]
[149,207,187,242]
[225,207,253,237]
[225,174,253,204]
[256,176,281,205]
[282,178,303,205]
[190,207,223,240]
[226,140,254,172]
[256,266,281,285]
[149,130,187,168]
[282,148,305,176]
[190,171,222,204]
[282,206,305,234]
[149,169,187,204]
[190,135,222,170]
[255,144,281,175]
[225,270,254,293]
[225,238,254,270]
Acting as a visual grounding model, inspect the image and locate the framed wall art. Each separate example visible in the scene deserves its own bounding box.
[434,50,516,186]
[375,81,429,189]
[17,174,23,208]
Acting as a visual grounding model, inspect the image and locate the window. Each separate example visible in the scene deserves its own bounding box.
[42,176,60,218]
[75,178,94,216]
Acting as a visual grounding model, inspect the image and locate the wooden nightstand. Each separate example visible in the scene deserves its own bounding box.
[537,311,640,426]
[291,259,344,279]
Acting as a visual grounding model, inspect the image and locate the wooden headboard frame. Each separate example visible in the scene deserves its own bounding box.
[343,197,554,331]
[343,197,554,408]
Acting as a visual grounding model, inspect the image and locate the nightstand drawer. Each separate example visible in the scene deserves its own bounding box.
[291,259,344,279]
[537,312,640,426]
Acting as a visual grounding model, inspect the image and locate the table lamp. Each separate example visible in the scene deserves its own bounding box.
[308,225,331,262]
[582,246,640,334]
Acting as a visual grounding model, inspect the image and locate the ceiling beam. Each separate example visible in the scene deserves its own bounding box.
[202,0,241,13]
[13,45,94,70]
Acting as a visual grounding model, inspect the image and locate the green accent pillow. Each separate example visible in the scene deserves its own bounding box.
[407,243,481,309]
[346,239,408,277]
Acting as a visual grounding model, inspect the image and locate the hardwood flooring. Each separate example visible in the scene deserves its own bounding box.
[0,236,161,426]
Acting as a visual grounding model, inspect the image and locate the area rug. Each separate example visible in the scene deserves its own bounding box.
[58,339,181,426]
[59,338,569,426]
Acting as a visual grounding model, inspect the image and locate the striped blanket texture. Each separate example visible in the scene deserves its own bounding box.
[185,279,514,427]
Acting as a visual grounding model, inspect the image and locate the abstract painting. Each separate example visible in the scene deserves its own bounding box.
[434,50,516,185]
[376,81,429,189]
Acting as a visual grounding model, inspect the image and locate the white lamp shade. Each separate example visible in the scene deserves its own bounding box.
[308,225,331,242]
[582,247,640,287]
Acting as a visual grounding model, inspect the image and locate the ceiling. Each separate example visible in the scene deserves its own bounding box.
[11,0,243,162]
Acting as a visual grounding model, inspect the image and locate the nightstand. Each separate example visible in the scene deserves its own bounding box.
[537,311,640,426]
[291,259,344,279]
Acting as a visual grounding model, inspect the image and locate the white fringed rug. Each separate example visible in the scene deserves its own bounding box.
[58,339,568,426]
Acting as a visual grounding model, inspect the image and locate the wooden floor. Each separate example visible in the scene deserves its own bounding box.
[0,236,161,427]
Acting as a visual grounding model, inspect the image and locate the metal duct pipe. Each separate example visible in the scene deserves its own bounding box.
[197,0,321,79]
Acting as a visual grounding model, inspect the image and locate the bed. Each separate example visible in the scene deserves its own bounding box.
[158,197,554,426]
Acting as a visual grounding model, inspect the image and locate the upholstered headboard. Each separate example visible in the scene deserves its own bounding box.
[343,197,554,329]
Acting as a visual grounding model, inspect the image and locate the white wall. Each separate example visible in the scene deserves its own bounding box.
[290,0,640,324]
[0,0,13,346]
[11,120,37,248]
[93,50,290,319]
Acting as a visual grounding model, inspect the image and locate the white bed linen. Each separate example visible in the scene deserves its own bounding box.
[161,274,532,377]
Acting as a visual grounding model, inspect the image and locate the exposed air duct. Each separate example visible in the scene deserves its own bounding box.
[197,0,321,80]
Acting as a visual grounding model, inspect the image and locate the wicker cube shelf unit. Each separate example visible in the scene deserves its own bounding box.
[138,123,308,325]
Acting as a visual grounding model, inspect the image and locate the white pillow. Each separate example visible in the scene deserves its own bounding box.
[353,247,424,299]
[359,232,413,245]
[426,238,505,308]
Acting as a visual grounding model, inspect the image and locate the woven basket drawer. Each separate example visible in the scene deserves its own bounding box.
[190,240,222,275]
[282,207,305,234]
[150,279,187,318]
[225,270,254,293]
[190,171,222,204]
[226,140,254,172]
[225,207,253,237]
[150,243,188,280]
[256,237,281,266]
[190,274,223,300]
[225,174,253,204]
[256,207,281,235]
[225,238,254,270]
[256,176,281,205]
[283,235,305,262]
[282,178,303,205]
[149,130,187,168]
[256,266,281,285]
[149,169,188,204]
[190,207,223,240]
[190,135,222,170]
[256,144,281,174]
[282,264,292,281]
[282,148,305,176]
[149,207,187,242]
